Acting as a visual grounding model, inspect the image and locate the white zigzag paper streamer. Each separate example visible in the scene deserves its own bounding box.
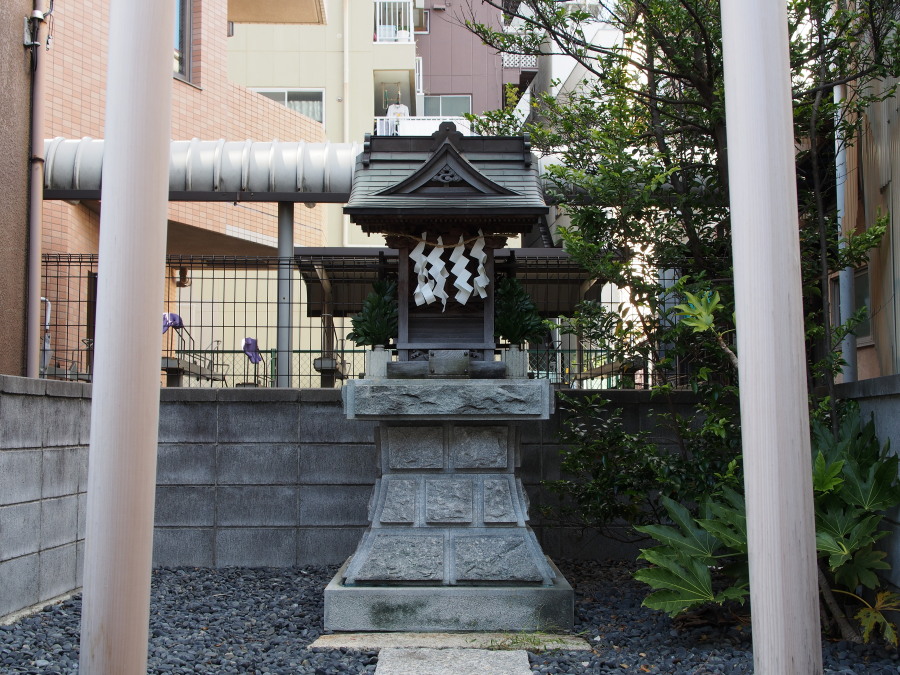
[450,235,474,305]
[410,235,433,306]
[426,236,449,310]
[471,230,489,299]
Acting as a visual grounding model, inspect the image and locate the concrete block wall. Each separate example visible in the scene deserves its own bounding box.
[153,388,377,568]
[0,376,90,618]
[519,389,700,561]
[0,377,698,620]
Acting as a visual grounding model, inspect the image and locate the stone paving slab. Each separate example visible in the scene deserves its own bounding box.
[310,632,591,651]
[373,648,531,675]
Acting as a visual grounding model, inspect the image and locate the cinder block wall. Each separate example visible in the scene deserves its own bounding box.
[1,376,698,620]
[0,376,90,618]
[154,388,376,567]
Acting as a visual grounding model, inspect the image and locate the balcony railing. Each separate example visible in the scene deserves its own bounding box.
[502,54,538,68]
[374,116,473,136]
[374,1,414,43]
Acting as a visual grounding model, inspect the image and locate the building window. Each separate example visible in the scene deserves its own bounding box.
[423,95,472,117]
[174,0,192,80]
[374,1,414,43]
[414,8,429,33]
[253,89,325,124]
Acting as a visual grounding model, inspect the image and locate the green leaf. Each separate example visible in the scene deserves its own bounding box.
[812,451,844,495]
[634,548,716,617]
[834,546,890,590]
[635,496,721,560]
[842,455,900,512]
[815,531,852,570]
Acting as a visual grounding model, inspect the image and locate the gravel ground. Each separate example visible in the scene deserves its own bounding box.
[1,560,898,674]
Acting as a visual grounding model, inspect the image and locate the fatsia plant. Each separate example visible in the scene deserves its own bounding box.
[633,404,900,643]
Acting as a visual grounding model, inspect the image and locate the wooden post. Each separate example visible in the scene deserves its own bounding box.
[79,0,174,672]
[720,1,823,673]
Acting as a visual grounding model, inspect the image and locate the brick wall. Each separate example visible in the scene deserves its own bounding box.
[42,0,327,258]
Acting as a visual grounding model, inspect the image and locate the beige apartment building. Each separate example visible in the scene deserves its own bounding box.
[228,0,530,247]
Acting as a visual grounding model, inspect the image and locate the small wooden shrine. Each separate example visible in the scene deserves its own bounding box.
[343,122,548,363]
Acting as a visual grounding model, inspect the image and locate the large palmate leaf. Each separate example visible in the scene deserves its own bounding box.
[834,546,891,590]
[635,548,716,617]
[812,451,844,495]
[697,486,747,553]
[856,592,900,646]
[635,496,721,561]
[842,454,900,512]
[816,507,885,570]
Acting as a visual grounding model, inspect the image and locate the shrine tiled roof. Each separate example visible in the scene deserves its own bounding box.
[344,122,548,235]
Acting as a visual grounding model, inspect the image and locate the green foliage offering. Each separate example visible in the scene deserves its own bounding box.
[493,277,546,346]
[632,405,900,643]
[346,280,398,348]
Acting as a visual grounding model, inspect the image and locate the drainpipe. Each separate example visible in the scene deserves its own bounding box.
[835,81,857,382]
[342,0,351,247]
[26,1,50,378]
[277,202,294,387]
[79,0,174,672]
[720,1,822,673]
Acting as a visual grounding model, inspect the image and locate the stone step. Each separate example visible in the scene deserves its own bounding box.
[310,632,592,651]
[374,648,531,675]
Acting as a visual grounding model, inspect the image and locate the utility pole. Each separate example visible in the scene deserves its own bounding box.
[79,0,174,672]
[720,1,823,673]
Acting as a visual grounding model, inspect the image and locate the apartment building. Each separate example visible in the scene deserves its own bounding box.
[228,0,535,246]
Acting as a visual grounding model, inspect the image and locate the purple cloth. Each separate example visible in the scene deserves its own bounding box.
[162,313,184,334]
[242,337,262,364]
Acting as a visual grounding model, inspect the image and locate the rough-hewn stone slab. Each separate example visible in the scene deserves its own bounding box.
[351,534,444,582]
[451,426,508,468]
[386,427,443,469]
[380,479,418,524]
[483,479,517,523]
[454,535,542,582]
[344,380,553,420]
[425,480,473,523]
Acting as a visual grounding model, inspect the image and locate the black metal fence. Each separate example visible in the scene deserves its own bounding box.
[40,252,657,389]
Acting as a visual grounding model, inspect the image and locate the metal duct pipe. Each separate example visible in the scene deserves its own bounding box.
[43,138,360,201]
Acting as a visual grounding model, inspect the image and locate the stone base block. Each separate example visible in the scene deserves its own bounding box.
[324,558,573,632]
[343,379,553,420]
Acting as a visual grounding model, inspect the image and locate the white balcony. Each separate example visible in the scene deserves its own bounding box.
[374,1,414,43]
[374,116,474,136]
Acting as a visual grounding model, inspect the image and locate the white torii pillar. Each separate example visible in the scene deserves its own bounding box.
[79,0,174,672]
[720,1,822,673]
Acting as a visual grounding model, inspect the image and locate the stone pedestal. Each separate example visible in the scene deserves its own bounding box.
[325,379,573,632]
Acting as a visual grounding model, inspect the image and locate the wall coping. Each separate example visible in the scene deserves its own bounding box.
[835,373,900,401]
